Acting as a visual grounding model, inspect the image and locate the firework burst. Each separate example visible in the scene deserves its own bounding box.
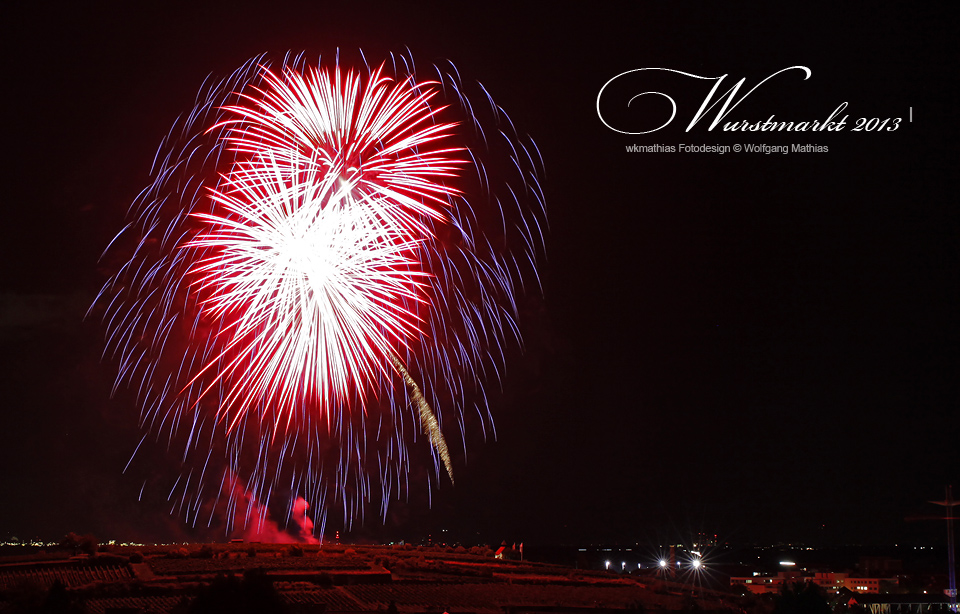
[95,51,545,534]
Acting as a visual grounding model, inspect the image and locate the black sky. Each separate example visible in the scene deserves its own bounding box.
[1,2,956,548]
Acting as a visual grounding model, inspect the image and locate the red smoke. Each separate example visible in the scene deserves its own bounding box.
[224,472,319,544]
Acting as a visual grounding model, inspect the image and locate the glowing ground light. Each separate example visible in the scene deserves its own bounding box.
[95,51,546,534]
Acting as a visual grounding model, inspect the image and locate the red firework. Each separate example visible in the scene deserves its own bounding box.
[96,51,545,533]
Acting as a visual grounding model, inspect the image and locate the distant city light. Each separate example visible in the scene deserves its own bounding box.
[692,558,702,569]
[659,560,667,568]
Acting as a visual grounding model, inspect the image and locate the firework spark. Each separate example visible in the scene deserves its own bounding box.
[95,51,545,534]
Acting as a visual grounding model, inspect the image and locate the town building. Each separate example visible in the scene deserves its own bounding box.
[730,571,896,595]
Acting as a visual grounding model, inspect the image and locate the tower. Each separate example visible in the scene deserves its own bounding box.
[929,486,958,613]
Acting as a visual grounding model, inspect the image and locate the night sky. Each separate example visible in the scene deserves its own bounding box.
[2,3,956,548]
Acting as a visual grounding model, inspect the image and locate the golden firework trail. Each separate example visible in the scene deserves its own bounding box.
[390,353,454,484]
